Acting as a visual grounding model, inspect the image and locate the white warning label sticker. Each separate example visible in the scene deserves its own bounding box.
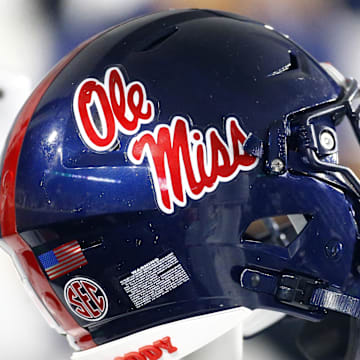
[120,252,190,309]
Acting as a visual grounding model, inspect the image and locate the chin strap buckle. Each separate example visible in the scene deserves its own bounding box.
[240,268,360,318]
[276,273,320,311]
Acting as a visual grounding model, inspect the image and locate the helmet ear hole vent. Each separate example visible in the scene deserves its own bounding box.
[289,52,299,72]
[267,51,299,77]
[243,214,309,247]
[135,27,179,52]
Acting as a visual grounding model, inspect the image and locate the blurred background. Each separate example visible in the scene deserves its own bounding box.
[2,0,360,87]
[1,0,360,359]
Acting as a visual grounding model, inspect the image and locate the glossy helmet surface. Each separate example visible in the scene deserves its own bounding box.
[2,8,360,356]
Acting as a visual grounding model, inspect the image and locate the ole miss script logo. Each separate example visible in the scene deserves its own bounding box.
[73,67,258,214]
[64,277,108,321]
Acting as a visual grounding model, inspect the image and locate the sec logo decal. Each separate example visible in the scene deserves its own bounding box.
[64,277,108,321]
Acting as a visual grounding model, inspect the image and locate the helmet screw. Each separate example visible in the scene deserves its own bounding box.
[271,158,285,173]
[319,130,336,151]
[356,265,360,275]
[250,273,261,288]
[325,240,343,259]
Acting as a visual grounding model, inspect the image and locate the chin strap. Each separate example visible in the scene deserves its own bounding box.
[311,288,360,318]
[240,268,360,319]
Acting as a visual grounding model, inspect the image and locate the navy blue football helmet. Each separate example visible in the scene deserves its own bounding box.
[2,8,360,358]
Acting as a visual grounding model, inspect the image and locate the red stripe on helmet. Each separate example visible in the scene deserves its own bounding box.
[0,30,114,350]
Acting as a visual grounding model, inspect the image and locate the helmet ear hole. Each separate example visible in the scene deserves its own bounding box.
[243,214,309,248]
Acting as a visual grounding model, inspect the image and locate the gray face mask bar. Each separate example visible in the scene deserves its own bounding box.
[292,78,360,198]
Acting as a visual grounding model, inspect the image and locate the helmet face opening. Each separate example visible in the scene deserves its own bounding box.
[243,214,309,248]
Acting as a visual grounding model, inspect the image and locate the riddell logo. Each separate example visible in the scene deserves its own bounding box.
[114,336,178,360]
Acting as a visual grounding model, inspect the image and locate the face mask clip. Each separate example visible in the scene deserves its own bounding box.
[265,120,290,175]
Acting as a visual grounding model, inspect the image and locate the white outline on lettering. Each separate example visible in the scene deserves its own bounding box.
[73,67,155,152]
[128,116,258,214]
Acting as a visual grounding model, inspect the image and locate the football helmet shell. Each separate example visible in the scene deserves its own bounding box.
[1,8,360,354]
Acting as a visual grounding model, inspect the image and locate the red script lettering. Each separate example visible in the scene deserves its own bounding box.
[128,117,258,214]
[73,67,155,152]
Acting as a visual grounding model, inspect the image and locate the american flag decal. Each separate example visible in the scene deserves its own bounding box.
[38,240,87,280]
